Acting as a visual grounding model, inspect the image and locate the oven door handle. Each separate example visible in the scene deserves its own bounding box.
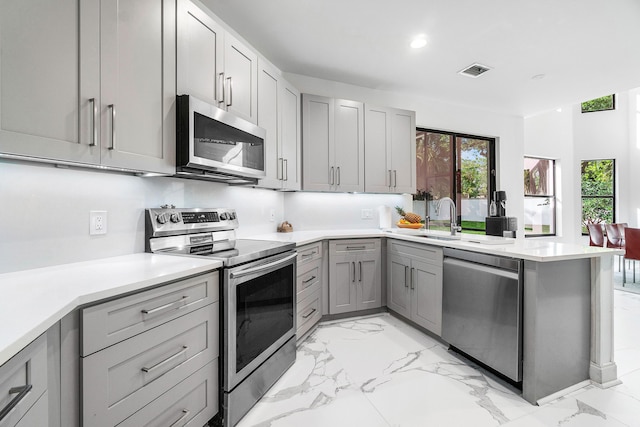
[229,252,297,279]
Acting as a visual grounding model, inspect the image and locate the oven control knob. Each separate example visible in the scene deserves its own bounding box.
[170,213,180,223]
[156,213,168,224]
[219,212,228,221]
[230,212,236,220]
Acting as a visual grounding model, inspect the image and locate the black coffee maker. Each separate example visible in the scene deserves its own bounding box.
[486,190,517,237]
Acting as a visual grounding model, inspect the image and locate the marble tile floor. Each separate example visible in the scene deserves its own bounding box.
[237,291,640,427]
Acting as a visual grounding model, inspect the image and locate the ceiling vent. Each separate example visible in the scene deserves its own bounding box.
[458,63,491,78]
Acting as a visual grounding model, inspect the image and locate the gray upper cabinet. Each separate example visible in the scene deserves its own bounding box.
[0,0,100,165]
[302,94,364,192]
[222,32,258,124]
[257,59,301,190]
[0,0,175,174]
[364,105,416,194]
[99,0,176,174]
[328,239,381,314]
[176,0,224,105]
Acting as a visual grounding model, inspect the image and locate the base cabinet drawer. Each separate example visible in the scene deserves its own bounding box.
[82,303,219,426]
[81,271,219,356]
[118,360,218,427]
[296,258,321,301]
[296,242,322,265]
[297,289,321,339]
[0,334,47,427]
[13,391,48,427]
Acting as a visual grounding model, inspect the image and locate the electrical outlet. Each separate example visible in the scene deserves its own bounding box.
[269,209,276,222]
[361,209,373,219]
[90,211,107,235]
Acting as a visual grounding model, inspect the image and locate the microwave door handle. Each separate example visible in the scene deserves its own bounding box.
[229,252,297,279]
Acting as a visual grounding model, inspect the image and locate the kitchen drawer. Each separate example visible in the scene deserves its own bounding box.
[82,303,218,427]
[82,271,218,356]
[297,242,322,265]
[0,334,47,427]
[296,288,321,339]
[297,258,321,300]
[388,240,442,266]
[13,391,47,427]
[331,239,379,254]
[118,359,218,427]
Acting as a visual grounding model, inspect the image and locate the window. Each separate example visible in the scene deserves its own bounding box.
[416,129,496,234]
[524,157,556,237]
[581,159,615,234]
[581,95,615,113]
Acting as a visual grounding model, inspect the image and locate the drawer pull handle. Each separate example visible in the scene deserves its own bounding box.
[302,308,317,319]
[301,251,316,258]
[0,384,33,421]
[302,275,317,284]
[141,346,188,373]
[141,296,188,316]
[346,246,366,251]
[169,409,191,427]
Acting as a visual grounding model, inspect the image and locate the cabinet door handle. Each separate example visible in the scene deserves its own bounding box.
[169,409,190,427]
[302,308,317,319]
[108,104,116,150]
[337,166,341,185]
[283,159,288,181]
[410,267,415,290]
[218,73,225,104]
[330,167,335,185]
[394,170,397,188]
[302,275,317,284]
[141,345,188,373]
[226,76,233,107]
[404,266,409,288]
[277,158,283,180]
[141,296,188,317]
[359,261,362,282]
[0,384,33,421]
[352,262,356,283]
[388,170,392,187]
[88,98,97,146]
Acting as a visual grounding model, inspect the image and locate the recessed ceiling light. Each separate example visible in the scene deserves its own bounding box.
[410,36,427,49]
[556,108,563,112]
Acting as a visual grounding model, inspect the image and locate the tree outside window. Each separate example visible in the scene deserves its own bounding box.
[581,159,615,234]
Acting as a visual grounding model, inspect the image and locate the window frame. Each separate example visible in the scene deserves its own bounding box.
[416,127,496,233]
[523,156,556,238]
[580,159,616,235]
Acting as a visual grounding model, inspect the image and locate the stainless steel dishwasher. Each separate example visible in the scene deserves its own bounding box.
[442,247,523,382]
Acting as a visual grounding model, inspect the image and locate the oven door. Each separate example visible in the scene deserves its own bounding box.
[224,251,297,391]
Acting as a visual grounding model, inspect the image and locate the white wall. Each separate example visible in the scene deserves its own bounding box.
[523,106,575,242]
[285,73,526,236]
[0,160,284,273]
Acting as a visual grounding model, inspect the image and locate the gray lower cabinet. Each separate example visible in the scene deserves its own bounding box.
[296,242,324,339]
[0,334,48,427]
[387,240,443,335]
[81,271,219,427]
[329,239,381,314]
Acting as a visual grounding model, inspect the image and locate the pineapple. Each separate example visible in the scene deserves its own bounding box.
[395,206,422,223]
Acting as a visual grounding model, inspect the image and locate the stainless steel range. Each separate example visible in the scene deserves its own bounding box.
[145,207,297,427]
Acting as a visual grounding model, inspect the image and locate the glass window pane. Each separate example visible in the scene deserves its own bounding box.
[524,197,556,236]
[524,158,554,196]
[581,159,614,196]
[458,137,489,230]
[581,198,614,234]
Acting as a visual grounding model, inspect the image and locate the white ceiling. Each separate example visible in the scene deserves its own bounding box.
[202,0,640,117]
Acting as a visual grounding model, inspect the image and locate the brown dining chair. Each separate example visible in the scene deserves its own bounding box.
[587,223,605,247]
[605,223,627,271]
[623,227,640,285]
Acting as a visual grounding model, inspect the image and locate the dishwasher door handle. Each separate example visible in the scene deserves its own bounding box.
[444,258,520,281]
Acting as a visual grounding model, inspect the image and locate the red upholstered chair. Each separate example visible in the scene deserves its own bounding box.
[587,223,605,247]
[605,223,624,249]
[623,227,640,285]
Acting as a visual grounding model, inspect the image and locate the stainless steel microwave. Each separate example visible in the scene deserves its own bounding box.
[176,95,266,184]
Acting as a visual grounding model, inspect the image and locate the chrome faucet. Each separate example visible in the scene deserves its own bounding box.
[436,197,462,236]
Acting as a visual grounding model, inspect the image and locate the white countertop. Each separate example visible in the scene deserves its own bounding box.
[251,228,623,262]
[0,253,221,367]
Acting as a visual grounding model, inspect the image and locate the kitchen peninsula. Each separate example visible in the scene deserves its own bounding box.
[253,228,622,404]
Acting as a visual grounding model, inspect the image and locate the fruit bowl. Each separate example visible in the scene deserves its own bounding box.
[397,222,423,229]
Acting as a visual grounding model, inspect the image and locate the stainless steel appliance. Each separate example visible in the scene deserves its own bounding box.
[442,248,523,382]
[145,207,296,427]
[176,95,266,184]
